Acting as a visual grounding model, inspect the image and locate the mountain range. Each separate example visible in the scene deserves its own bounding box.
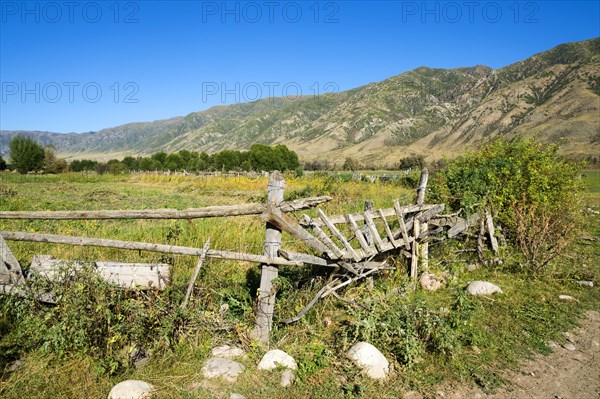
[1,37,598,165]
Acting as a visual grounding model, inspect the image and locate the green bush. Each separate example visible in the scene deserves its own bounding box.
[430,138,584,273]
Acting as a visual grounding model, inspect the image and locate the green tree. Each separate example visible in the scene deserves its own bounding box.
[9,135,45,174]
[343,157,361,171]
[0,156,6,171]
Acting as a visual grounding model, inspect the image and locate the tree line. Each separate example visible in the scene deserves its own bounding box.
[2,136,301,174]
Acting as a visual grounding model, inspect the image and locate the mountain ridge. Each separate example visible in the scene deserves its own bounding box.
[2,37,598,164]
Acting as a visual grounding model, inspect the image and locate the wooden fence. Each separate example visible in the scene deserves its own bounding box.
[0,170,487,344]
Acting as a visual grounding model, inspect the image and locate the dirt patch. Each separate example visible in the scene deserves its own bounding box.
[436,310,600,399]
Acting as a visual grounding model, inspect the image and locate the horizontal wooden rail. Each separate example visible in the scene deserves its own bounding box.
[0,231,301,267]
[0,196,331,220]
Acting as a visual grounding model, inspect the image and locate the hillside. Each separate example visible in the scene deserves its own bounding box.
[1,38,598,164]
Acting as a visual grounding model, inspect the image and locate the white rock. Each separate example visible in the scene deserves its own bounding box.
[576,280,594,287]
[466,281,503,296]
[108,380,153,399]
[562,342,576,351]
[202,358,245,383]
[280,369,295,387]
[558,295,577,301]
[230,394,246,399]
[257,349,297,371]
[419,273,444,291]
[211,345,246,359]
[346,342,389,380]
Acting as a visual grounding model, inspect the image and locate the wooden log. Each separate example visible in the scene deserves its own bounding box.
[416,168,429,205]
[0,196,332,220]
[251,172,285,345]
[416,204,445,223]
[317,209,362,262]
[262,207,331,257]
[411,219,420,280]
[181,239,210,309]
[321,268,379,298]
[345,214,375,255]
[477,217,486,262]
[393,200,411,250]
[0,235,24,285]
[0,231,300,267]
[309,204,437,227]
[302,216,344,260]
[485,209,499,254]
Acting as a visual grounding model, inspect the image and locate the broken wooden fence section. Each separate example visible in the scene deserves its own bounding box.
[0,170,496,345]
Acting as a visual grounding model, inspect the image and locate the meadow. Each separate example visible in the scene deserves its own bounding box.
[0,169,598,398]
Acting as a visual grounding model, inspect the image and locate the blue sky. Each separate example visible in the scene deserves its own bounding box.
[1,1,598,133]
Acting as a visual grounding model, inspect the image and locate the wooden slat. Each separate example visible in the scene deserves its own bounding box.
[302,215,344,260]
[278,249,333,267]
[316,209,362,262]
[181,239,210,309]
[378,209,399,248]
[363,211,385,251]
[393,200,411,250]
[345,214,375,255]
[416,204,445,223]
[485,209,499,254]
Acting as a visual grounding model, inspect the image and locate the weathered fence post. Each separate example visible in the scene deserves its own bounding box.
[411,168,429,279]
[364,200,374,246]
[0,235,24,285]
[251,172,286,345]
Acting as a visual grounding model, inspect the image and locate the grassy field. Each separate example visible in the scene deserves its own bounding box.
[0,171,598,399]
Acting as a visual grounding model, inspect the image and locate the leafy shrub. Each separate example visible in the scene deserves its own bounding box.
[430,138,584,272]
[8,135,44,174]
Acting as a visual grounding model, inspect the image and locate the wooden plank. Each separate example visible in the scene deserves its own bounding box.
[0,231,300,267]
[363,211,385,251]
[378,209,400,248]
[29,255,171,290]
[317,209,362,262]
[0,235,24,285]
[251,172,285,345]
[345,214,375,255]
[181,238,210,309]
[447,212,481,238]
[0,196,332,220]
[262,207,331,256]
[278,250,332,267]
[485,209,499,254]
[363,201,374,246]
[393,200,411,250]
[302,215,344,260]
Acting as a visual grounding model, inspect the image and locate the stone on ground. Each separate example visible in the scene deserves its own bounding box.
[576,280,594,287]
[420,272,445,291]
[562,342,577,351]
[211,345,246,359]
[559,295,577,301]
[257,349,297,371]
[108,380,153,399]
[202,358,245,383]
[230,394,246,399]
[280,369,295,387]
[466,281,503,296]
[346,342,389,380]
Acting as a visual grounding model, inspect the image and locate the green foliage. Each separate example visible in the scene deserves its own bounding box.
[0,155,6,171]
[43,146,68,174]
[69,159,98,172]
[430,138,585,272]
[8,135,44,174]
[343,157,361,171]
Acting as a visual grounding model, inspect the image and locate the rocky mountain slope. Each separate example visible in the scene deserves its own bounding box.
[2,38,598,164]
